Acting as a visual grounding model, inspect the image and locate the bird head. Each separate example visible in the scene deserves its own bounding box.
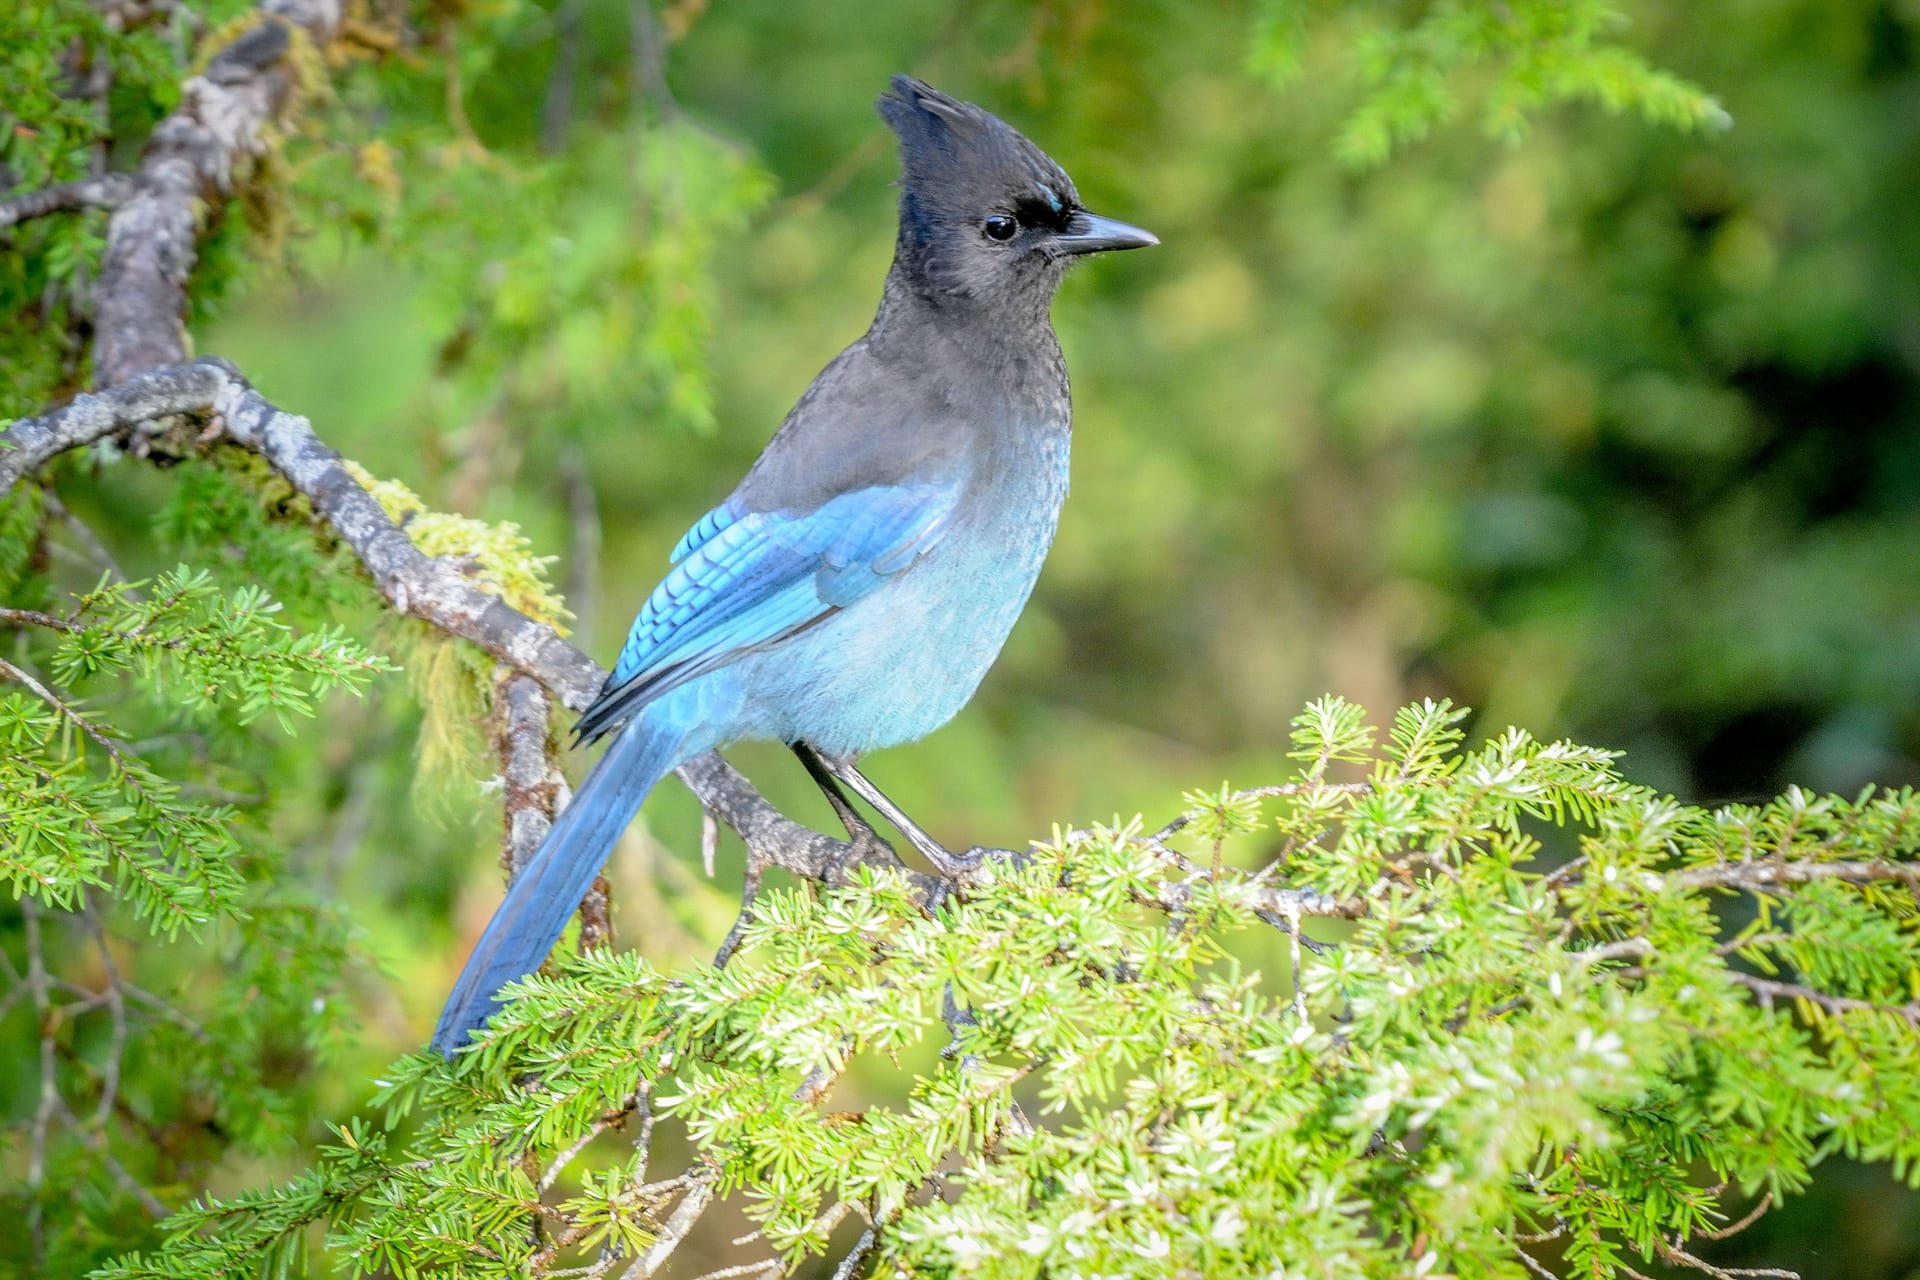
[877,76,1156,310]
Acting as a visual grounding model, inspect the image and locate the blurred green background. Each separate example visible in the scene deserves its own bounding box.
[17,0,1920,1271]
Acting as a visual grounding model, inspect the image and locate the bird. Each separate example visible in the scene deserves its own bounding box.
[432,75,1155,1055]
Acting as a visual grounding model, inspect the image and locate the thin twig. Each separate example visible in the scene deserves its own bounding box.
[1697,1193,1774,1243]
[627,0,678,118]
[23,901,58,1268]
[540,0,584,154]
[623,1173,715,1280]
[1511,1243,1562,1280]
[0,607,81,634]
[1657,1238,1798,1279]
[43,490,134,585]
[687,1262,781,1280]
[1285,899,1307,1021]
[714,856,766,969]
[540,1106,628,1194]
[1729,972,1920,1026]
[0,173,135,231]
[1576,938,1655,967]
[1672,860,1920,894]
[81,898,129,1130]
[831,1228,878,1280]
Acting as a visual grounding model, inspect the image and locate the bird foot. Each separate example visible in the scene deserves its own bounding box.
[919,842,1030,883]
[921,843,989,880]
[916,846,1033,918]
[845,823,900,866]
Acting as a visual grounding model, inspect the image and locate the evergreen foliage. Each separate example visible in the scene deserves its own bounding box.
[97,699,1920,1278]
[1250,0,1729,166]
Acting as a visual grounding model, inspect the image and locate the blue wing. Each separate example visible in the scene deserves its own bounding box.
[572,483,961,744]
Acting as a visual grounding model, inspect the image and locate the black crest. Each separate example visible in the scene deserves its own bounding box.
[875,77,1084,302]
[877,77,1078,212]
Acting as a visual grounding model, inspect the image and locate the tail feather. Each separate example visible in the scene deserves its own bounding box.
[432,715,684,1055]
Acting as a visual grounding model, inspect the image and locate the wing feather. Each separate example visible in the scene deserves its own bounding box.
[572,483,959,743]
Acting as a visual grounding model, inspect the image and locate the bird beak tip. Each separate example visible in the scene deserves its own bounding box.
[1059,211,1159,256]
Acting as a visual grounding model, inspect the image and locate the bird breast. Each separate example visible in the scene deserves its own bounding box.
[734,421,1070,756]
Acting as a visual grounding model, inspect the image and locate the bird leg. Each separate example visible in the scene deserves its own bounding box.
[790,743,898,863]
[811,750,987,879]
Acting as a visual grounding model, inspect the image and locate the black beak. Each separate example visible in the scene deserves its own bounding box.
[1057,210,1158,255]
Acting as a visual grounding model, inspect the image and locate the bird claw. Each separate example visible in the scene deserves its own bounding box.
[919,843,1026,883]
[922,844,988,880]
[846,825,899,866]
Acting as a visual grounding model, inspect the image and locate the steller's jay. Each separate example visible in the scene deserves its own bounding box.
[433,76,1155,1055]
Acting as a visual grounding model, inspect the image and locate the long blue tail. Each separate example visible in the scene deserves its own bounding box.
[432,713,686,1056]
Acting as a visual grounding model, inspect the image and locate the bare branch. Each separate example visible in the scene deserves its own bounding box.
[1657,1238,1798,1279]
[1576,937,1655,967]
[1697,1193,1775,1243]
[713,853,767,971]
[43,489,134,584]
[623,1173,715,1280]
[0,174,135,231]
[22,901,57,1269]
[1510,1243,1562,1280]
[1670,859,1920,894]
[1728,972,1920,1026]
[1135,835,1364,922]
[0,607,80,634]
[540,0,585,153]
[80,899,129,1131]
[0,360,229,489]
[830,1229,878,1280]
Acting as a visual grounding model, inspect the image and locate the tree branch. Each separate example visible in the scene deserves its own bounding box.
[0,360,231,489]
[93,0,345,387]
[0,174,135,231]
[1670,859,1920,894]
[493,668,569,884]
[624,1173,714,1279]
[1728,972,1920,1026]
[492,667,613,949]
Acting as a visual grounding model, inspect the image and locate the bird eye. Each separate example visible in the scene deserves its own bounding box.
[982,214,1018,242]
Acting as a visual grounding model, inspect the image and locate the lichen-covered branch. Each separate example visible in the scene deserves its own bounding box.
[0,361,231,489]
[92,0,345,387]
[492,669,568,885]
[491,668,613,948]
